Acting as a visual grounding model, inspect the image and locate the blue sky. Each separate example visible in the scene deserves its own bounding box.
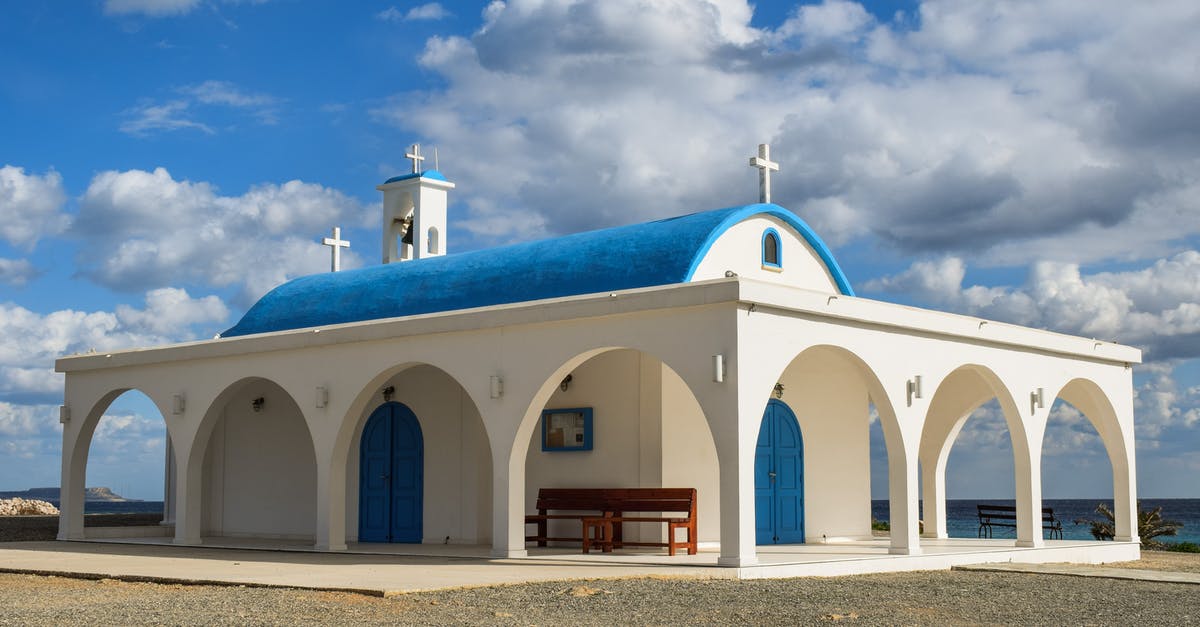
[1,0,1198,500]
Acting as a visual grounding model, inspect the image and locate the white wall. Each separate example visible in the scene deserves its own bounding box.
[203,381,317,539]
[780,351,873,541]
[690,215,839,292]
[344,366,491,543]
[525,349,721,544]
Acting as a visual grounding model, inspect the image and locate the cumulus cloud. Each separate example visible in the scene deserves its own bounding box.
[74,167,371,304]
[864,252,1200,361]
[0,287,229,406]
[369,0,1199,263]
[0,259,39,286]
[0,165,70,249]
[120,100,214,136]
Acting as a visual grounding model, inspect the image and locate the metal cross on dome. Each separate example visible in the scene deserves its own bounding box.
[749,143,780,204]
[322,226,350,272]
[405,143,425,174]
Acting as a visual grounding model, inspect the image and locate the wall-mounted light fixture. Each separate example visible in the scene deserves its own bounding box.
[490,376,504,399]
[1031,387,1045,414]
[59,404,71,424]
[172,394,186,415]
[906,376,923,406]
[559,374,573,392]
[315,386,328,409]
[725,270,738,278]
[712,354,725,383]
[251,397,265,413]
[773,382,785,399]
[382,386,395,402]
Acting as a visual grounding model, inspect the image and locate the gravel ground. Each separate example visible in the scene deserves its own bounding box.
[3,515,1198,625]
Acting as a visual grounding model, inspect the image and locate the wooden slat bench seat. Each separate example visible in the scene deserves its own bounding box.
[977,504,1063,540]
[525,487,697,556]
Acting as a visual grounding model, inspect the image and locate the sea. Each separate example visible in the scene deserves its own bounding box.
[50,498,1200,545]
[872,498,1200,545]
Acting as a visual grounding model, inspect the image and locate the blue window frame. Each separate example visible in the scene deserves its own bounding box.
[541,407,593,451]
[762,228,782,268]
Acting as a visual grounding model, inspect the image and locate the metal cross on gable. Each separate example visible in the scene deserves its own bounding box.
[749,143,780,204]
[405,143,425,174]
[322,226,350,272]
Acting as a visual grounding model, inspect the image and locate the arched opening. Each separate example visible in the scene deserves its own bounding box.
[1043,378,1130,541]
[772,345,898,544]
[198,378,317,541]
[427,226,440,255]
[82,389,171,530]
[517,348,719,549]
[761,228,781,268]
[918,365,1028,540]
[343,363,492,545]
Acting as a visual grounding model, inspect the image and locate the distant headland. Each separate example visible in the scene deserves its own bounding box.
[0,487,139,502]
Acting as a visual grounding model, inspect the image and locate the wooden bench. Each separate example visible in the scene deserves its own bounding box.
[977,504,1063,539]
[524,487,697,556]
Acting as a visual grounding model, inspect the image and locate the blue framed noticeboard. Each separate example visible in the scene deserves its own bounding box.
[541,407,593,451]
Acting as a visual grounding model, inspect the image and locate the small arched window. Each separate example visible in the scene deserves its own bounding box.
[427,226,440,254]
[762,228,782,268]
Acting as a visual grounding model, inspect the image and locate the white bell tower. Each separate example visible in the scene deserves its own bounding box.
[377,143,455,263]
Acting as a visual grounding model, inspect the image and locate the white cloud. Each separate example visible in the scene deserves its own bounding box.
[864,251,1200,362]
[119,100,214,136]
[0,258,39,286]
[405,3,450,21]
[0,165,70,249]
[103,0,201,17]
[74,167,372,304]
[179,80,274,107]
[370,0,1199,264]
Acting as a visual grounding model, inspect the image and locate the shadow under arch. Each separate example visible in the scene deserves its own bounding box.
[918,364,1032,540]
[177,376,315,543]
[763,344,904,545]
[334,360,493,545]
[62,387,174,539]
[1043,377,1134,539]
[508,345,720,546]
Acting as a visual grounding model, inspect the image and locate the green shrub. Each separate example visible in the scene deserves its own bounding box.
[871,518,890,532]
[1160,542,1200,553]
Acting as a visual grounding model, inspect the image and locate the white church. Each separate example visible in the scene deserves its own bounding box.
[56,145,1142,572]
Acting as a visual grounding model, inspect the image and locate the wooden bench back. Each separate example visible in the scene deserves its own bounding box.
[977,504,1057,522]
[535,487,696,516]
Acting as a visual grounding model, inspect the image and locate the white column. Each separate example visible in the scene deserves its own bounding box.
[491,439,528,558]
[887,434,922,555]
[314,460,347,551]
[57,433,86,541]
[1013,432,1043,548]
[712,389,758,567]
[920,452,947,539]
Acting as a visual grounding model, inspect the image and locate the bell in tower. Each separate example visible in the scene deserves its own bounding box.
[377,144,455,263]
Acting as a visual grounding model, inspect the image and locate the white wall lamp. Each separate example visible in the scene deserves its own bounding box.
[1031,387,1045,414]
[59,404,71,424]
[382,385,395,402]
[712,355,726,383]
[172,393,186,415]
[906,376,923,406]
[315,386,328,409]
[490,376,504,399]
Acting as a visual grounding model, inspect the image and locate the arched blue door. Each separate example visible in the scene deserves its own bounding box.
[755,399,804,544]
[359,402,424,543]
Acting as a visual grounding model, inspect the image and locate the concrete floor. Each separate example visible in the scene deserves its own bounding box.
[0,532,1142,595]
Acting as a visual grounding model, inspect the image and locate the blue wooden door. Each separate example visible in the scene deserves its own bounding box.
[358,402,424,543]
[755,399,804,544]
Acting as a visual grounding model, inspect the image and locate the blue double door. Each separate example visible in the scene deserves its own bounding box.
[359,402,424,543]
[755,399,805,544]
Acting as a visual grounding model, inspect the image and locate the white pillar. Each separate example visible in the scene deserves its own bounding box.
[57,433,86,540]
[712,390,759,567]
[491,439,528,558]
[920,452,947,539]
[172,450,203,545]
[314,460,347,551]
[1013,431,1043,548]
[887,434,922,555]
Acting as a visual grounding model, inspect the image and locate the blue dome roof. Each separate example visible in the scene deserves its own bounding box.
[221,203,854,338]
[383,170,448,184]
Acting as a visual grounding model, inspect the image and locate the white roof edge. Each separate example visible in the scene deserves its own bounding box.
[56,277,1141,373]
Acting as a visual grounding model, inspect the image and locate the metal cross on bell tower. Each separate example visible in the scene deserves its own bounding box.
[322,226,350,272]
[405,144,425,174]
[749,143,780,204]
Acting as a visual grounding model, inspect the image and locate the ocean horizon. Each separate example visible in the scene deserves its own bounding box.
[52,497,1200,545]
